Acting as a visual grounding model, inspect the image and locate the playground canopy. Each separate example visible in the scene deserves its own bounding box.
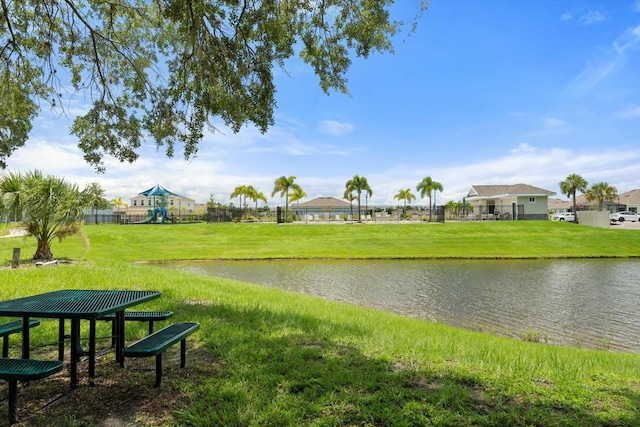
[139,185,180,197]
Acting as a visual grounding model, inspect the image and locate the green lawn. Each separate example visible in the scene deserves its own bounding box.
[0,222,639,426]
[8,220,635,263]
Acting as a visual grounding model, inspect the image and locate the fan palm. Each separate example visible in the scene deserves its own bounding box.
[585,182,617,211]
[559,173,588,222]
[0,170,87,260]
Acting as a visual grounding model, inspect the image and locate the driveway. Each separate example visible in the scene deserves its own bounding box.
[610,220,640,230]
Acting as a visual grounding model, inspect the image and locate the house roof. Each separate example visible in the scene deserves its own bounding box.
[551,188,639,209]
[618,189,640,206]
[467,184,556,199]
[294,197,352,208]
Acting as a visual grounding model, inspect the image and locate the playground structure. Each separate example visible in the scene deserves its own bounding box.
[141,207,173,223]
[138,185,177,224]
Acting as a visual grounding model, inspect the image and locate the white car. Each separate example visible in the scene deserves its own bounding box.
[551,212,575,221]
[610,211,639,223]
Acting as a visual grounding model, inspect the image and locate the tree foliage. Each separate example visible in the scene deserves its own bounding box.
[0,170,87,260]
[272,175,301,221]
[0,0,421,171]
[585,182,617,211]
[230,184,249,217]
[416,176,443,221]
[343,189,356,218]
[289,186,307,205]
[394,188,415,216]
[345,174,372,222]
[559,173,587,221]
[83,182,108,223]
[111,197,129,212]
[246,185,268,216]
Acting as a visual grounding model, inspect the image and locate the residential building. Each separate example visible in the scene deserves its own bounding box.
[549,188,639,214]
[617,189,640,213]
[465,184,556,220]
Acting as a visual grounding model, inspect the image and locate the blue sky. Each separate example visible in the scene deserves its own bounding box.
[6,0,640,207]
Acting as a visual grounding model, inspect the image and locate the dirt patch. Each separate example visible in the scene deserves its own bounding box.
[1,227,27,238]
[3,347,220,427]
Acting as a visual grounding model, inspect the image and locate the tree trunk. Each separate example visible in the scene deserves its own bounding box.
[34,239,53,261]
[11,248,20,268]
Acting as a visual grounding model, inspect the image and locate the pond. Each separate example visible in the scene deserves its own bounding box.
[164,258,640,352]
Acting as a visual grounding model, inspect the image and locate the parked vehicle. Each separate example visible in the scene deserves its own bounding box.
[551,212,575,221]
[610,211,639,223]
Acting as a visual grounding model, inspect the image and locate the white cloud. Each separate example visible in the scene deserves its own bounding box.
[6,136,640,207]
[579,11,606,25]
[621,24,640,47]
[318,120,355,136]
[632,0,640,13]
[566,24,640,95]
[561,12,573,21]
[511,143,536,154]
[367,145,640,205]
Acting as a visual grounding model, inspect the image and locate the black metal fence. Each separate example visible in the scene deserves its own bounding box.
[82,204,549,225]
[83,213,206,225]
[285,205,446,223]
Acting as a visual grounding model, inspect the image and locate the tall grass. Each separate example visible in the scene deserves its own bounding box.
[0,222,639,426]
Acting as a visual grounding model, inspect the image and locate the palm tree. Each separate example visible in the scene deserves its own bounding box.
[559,173,588,222]
[110,197,129,213]
[271,176,302,222]
[393,188,415,217]
[444,200,461,219]
[585,182,618,211]
[246,186,268,218]
[289,187,307,219]
[83,182,108,224]
[230,185,248,218]
[343,190,356,220]
[289,187,307,205]
[0,170,87,260]
[345,174,372,222]
[416,176,444,221]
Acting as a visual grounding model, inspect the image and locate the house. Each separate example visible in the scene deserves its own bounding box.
[465,184,556,220]
[617,189,640,213]
[547,198,573,214]
[549,188,640,214]
[291,196,354,221]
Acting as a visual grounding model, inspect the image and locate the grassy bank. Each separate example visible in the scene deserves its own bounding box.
[6,220,636,263]
[0,222,639,426]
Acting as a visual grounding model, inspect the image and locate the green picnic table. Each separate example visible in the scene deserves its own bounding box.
[0,289,161,388]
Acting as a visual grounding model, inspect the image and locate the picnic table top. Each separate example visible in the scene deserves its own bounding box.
[0,290,161,320]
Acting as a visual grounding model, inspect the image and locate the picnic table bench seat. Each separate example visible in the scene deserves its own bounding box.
[98,311,173,348]
[124,322,199,387]
[98,311,174,332]
[0,319,41,358]
[0,358,63,424]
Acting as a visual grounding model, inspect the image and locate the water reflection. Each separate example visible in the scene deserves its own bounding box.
[164,259,640,352]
